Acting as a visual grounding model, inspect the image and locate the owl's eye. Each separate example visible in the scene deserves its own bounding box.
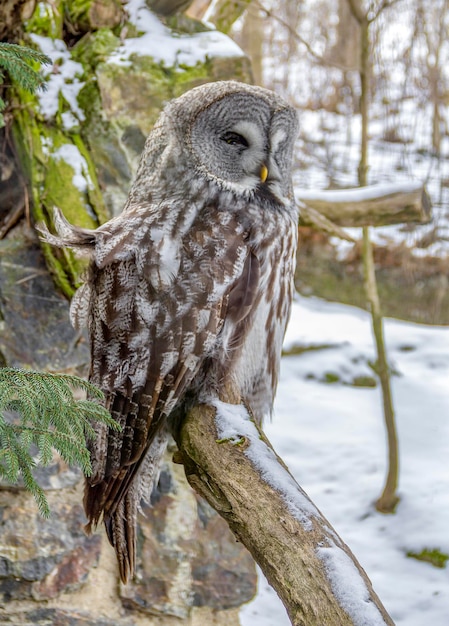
[220,131,249,147]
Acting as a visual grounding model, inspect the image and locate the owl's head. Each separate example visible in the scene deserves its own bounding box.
[166,81,298,204]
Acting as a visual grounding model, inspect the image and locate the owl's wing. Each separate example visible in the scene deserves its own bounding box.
[79,208,261,581]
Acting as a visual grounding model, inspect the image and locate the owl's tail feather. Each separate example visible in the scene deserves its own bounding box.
[83,479,110,531]
[83,430,170,583]
[104,488,137,584]
[84,479,137,585]
[36,207,97,251]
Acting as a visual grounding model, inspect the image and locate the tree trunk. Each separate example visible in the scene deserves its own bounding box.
[241,2,264,85]
[347,0,400,514]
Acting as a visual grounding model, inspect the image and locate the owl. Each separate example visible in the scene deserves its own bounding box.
[39,81,299,583]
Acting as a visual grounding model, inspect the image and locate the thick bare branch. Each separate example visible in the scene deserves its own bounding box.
[173,398,395,626]
[347,0,366,24]
[297,183,432,228]
[298,202,356,242]
[207,0,253,33]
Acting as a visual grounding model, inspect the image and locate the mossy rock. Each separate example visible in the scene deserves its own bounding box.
[24,0,64,39]
[64,0,125,34]
[12,91,108,296]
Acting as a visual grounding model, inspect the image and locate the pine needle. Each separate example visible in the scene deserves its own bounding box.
[0,368,119,517]
[0,42,51,126]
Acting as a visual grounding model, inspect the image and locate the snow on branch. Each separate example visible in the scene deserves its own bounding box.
[297,181,431,228]
[172,393,394,626]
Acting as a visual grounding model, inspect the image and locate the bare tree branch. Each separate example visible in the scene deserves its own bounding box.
[173,395,395,625]
[254,0,360,72]
[207,0,253,33]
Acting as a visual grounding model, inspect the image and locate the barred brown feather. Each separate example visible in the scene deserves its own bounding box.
[39,81,298,583]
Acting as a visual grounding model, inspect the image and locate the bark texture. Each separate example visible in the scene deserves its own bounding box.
[298,184,431,228]
[174,400,395,626]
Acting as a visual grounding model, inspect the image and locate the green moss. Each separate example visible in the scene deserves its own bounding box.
[323,372,341,384]
[76,79,100,126]
[72,133,109,224]
[282,343,338,357]
[216,436,246,446]
[71,29,120,69]
[407,548,449,569]
[350,375,377,388]
[12,89,106,296]
[24,0,64,39]
[65,0,93,23]
[170,62,210,97]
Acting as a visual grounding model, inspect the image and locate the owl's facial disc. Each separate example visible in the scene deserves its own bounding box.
[189,97,271,193]
[223,119,267,188]
[188,92,296,203]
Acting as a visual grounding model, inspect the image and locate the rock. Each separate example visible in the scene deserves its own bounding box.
[146,0,194,17]
[1,608,135,626]
[0,493,101,604]
[120,452,256,617]
[0,232,89,371]
[73,14,252,215]
[65,0,126,34]
[0,231,88,370]
[12,102,108,297]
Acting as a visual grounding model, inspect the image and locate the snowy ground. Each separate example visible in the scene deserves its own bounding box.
[240,295,449,626]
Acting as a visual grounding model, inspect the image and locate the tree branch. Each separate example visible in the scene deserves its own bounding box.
[173,397,395,626]
[297,182,432,228]
[254,0,358,72]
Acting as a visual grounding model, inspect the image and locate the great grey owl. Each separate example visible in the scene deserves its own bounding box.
[39,81,299,583]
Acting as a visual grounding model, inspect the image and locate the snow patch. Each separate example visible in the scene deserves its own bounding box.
[52,144,93,193]
[29,34,85,126]
[317,544,388,625]
[212,399,320,528]
[108,0,244,68]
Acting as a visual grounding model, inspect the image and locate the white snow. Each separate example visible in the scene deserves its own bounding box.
[212,399,320,528]
[108,0,244,68]
[51,144,93,193]
[317,545,388,626]
[240,296,449,626]
[297,181,423,203]
[29,34,85,126]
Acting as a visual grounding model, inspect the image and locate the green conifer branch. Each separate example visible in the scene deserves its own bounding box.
[0,368,119,517]
[0,42,51,126]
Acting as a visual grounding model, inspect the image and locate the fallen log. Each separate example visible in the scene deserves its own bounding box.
[297,182,431,228]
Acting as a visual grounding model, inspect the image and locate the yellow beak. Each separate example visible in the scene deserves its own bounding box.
[260,164,268,183]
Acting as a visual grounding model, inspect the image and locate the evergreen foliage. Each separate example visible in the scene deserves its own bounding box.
[0,42,51,127]
[0,368,119,517]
